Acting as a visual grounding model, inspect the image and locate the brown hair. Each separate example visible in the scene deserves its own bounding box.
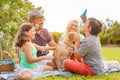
[88,18,102,36]
[15,23,33,47]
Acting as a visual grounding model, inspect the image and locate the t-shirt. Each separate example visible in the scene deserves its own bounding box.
[19,47,38,69]
[33,28,52,57]
[77,35,105,75]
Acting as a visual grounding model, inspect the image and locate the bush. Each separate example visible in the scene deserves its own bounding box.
[51,32,63,44]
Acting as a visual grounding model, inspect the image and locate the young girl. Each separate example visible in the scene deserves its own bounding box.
[10,23,56,80]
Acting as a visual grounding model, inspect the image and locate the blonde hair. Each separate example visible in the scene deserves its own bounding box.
[63,19,79,36]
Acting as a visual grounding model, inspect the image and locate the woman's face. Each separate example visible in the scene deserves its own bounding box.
[25,27,36,40]
[69,21,78,32]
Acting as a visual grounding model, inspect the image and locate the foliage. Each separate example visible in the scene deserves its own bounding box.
[51,32,63,44]
[0,0,42,52]
[99,19,120,44]
[106,21,120,44]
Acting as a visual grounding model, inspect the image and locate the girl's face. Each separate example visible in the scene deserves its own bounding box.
[69,21,78,32]
[25,27,36,41]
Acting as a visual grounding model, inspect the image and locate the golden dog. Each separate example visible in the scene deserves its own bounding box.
[53,32,79,71]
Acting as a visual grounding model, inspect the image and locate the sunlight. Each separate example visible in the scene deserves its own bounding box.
[29,0,120,32]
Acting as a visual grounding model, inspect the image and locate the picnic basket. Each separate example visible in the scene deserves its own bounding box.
[0,50,14,73]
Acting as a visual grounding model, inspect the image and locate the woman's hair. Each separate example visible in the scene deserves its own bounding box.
[15,23,33,47]
[63,19,79,36]
[88,18,102,36]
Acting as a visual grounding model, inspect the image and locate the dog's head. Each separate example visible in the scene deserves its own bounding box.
[64,32,76,44]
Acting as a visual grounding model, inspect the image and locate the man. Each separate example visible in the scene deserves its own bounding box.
[64,17,106,76]
[28,10,57,66]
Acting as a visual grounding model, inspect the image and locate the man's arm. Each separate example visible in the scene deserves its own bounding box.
[48,39,57,47]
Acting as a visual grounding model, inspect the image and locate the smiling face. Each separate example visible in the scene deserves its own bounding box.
[64,20,79,37]
[32,17,45,30]
[66,20,79,34]
[25,27,36,41]
[69,21,78,32]
[28,10,45,31]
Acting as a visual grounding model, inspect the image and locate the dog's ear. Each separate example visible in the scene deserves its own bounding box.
[68,32,75,41]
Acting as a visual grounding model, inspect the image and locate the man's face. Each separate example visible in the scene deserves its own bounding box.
[32,17,45,30]
[81,20,91,34]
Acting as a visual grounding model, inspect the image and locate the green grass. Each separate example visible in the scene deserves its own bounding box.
[102,47,120,62]
[34,47,120,80]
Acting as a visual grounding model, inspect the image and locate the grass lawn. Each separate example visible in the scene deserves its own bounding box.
[34,47,120,80]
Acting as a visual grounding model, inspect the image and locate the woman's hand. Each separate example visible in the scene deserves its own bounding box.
[74,34,80,43]
[74,34,80,49]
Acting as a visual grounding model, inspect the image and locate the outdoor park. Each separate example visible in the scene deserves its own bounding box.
[0,0,120,80]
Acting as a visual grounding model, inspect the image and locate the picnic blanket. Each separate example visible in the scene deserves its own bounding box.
[104,61,120,74]
[0,69,72,80]
[0,61,120,80]
[33,69,72,79]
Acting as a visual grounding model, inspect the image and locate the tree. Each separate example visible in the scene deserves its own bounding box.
[106,21,120,44]
[0,0,42,52]
[51,32,63,44]
[99,18,120,44]
[99,21,109,44]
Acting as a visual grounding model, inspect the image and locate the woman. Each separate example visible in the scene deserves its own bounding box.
[59,19,85,49]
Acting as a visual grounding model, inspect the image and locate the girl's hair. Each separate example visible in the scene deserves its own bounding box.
[15,23,33,47]
[63,19,79,36]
